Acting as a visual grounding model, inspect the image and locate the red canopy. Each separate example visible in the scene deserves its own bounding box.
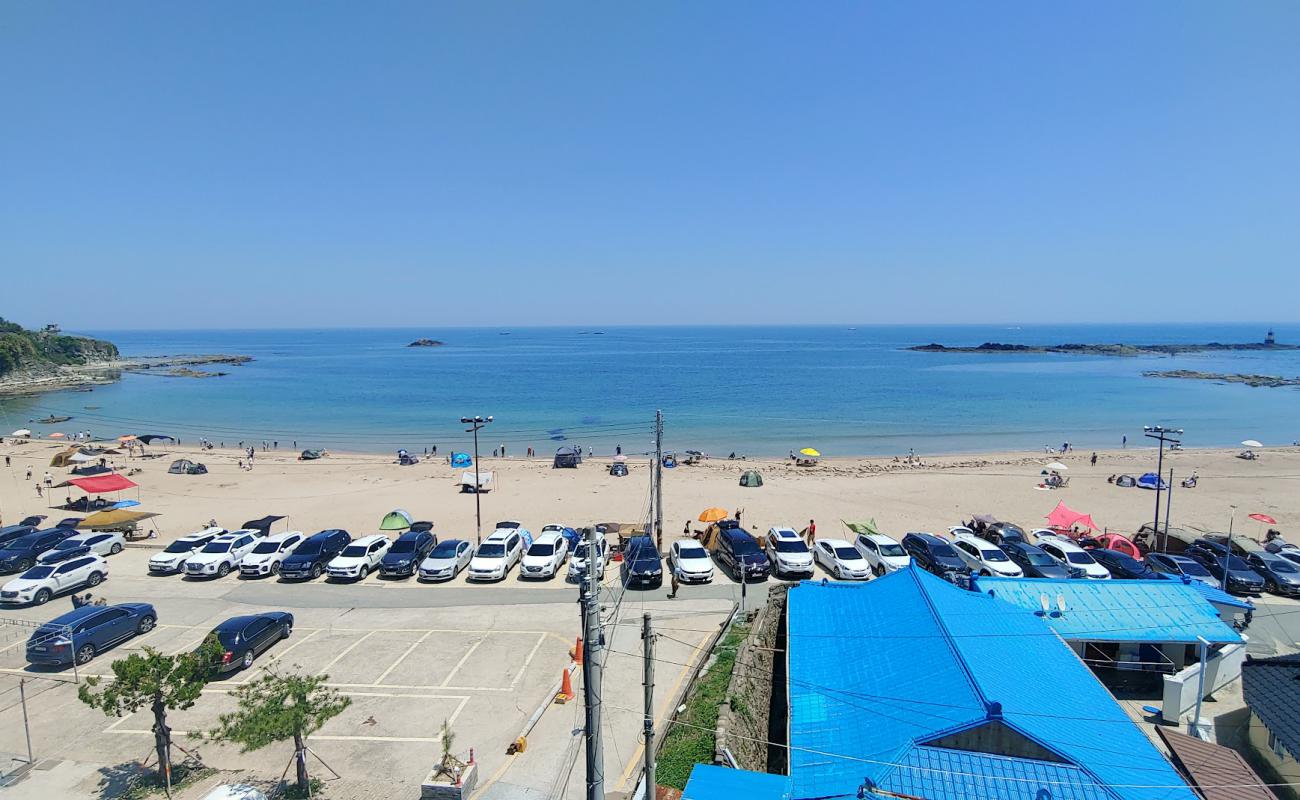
[67,474,138,493]
[1045,501,1098,531]
[1249,513,1277,525]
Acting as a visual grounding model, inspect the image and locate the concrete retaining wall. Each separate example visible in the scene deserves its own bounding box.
[716,585,787,772]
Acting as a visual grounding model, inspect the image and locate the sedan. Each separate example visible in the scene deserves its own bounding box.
[1246,552,1300,597]
[418,539,473,581]
[813,539,872,580]
[1087,548,1160,580]
[202,612,294,675]
[26,602,157,667]
[1000,541,1072,579]
[1185,541,1266,594]
[1144,553,1221,590]
[669,539,713,584]
[39,532,125,562]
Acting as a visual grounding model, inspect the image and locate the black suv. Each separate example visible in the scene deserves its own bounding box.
[279,529,351,581]
[620,536,664,588]
[901,532,970,585]
[1087,548,1159,580]
[380,530,437,577]
[715,528,770,582]
[1000,540,1071,579]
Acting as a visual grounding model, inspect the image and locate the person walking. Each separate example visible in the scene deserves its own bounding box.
[36,483,43,497]
[735,508,743,525]
[4,455,8,467]
[25,466,32,481]
[1122,434,1127,448]
[668,570,680,599]
[805,519,817,545]
[1090,451,1097,466]
[43,471,52,487]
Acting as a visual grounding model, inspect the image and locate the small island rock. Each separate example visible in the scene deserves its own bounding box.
[407,339,445,348]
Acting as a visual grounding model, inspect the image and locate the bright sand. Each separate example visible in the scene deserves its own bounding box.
[1,440,1293,547]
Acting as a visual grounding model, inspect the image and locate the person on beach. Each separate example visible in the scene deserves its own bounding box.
[735,508,743,525]
[501,444,506,457]
[3,456,8,467]
[804,519,816,545]
[36,483,42,497]
[1090,452,1097,466]
[26,467,32,481]
[1122,435,1127,448]
[683,520,691,537]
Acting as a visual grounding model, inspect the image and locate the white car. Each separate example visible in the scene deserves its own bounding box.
[239,531,305,577]
[854,533,911,576]
[2,554,108,605]
[813,539,872,580]
[39,532,125,562]
[567,536,609,581]
[419,539,474,581]
[669,538,714,584]
[184,531,260,578]
[765,527,814,579]
[327,534,391,581]
[1035,535,1111,580]
[468,529,524,581]
[149,527,225,574]
[950,533,1023,577]
[520,532,568,580]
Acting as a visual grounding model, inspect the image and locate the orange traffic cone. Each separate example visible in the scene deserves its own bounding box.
[555,667,575,704]
[570,635,584,662]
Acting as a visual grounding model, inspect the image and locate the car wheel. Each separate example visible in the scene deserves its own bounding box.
[873,565,884,577]
[241,649,255,670]
[17,558,33,572]
[137,615,156,634]
[76,643,96,665]
[217,563,230,577]
[311,563,323,579]
[110,543,123,555]
[34,588,52,605]
[87,572,103,586]
[357,566,368,580]
[281,623,292,639]
[980,569,991,577]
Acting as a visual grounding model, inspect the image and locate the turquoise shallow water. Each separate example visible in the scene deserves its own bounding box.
[2,324,1297,456]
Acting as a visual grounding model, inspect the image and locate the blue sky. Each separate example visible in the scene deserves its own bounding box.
[3,2,1298,328]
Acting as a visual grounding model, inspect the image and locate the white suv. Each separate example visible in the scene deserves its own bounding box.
[240,531,305,577]
[1034,534,1111,580]
[950,533,1023,578]
[2,554,109,606]
[469,530,524,581]
[765,527,814,579]
[185,531,259,578]
[327,534,391,581]
[669,539,714,584]
[854,533,911,576]
[520,532,568,579]
[567,536,608,582]
[149,527,225,574]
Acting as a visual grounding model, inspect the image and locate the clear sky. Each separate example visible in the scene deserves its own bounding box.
[3,2,1298,328]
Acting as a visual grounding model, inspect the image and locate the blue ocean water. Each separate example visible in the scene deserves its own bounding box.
[2,325,1297,457]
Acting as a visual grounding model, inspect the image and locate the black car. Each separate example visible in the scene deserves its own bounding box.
[0,525,37,548]
[279,529,351,580]
[1184,539,1266,594]
[19,515,46,528]
[203,611,294,674]
[380,530,437,577]
[1087,548,1160,580]
[1000,540,1072,579]
[714,528,770,582]
[986,523,1027,546]
[1144,553,1221,589]
[55,518,83,529]
[620,536,664,588]
[901,532,970,585]
[1246,552,1300,597]
[0,529,73,573]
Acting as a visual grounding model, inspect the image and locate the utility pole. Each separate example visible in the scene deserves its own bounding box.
[460,415,493,544]
[582,525,605,800]
[654,410,663,551]
[642,612,656,799]
[1143,425,1182,552]
[19,679,33,765]
[1163,468,1174,540]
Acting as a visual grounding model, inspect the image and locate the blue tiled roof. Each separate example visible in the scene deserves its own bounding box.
[683,764,790,800]
[973,576,1244,644]
[1180,577,1255,610]
[787,567,1196,800]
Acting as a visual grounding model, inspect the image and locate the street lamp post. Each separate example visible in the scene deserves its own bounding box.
[1143,425,1182,552]
[461,415,493,544]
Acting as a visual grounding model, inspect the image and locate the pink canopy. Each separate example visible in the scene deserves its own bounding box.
[1045,501,1098,532]
[65,474,138,494]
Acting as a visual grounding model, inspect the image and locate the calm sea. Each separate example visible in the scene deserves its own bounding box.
[2,325,1297,457]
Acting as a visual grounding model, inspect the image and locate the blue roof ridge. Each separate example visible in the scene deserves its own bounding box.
[908,566,993,713]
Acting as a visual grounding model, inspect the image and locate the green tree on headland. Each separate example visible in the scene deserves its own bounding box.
[0,316,118,377]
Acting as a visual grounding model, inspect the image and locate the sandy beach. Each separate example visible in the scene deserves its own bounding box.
[2,438,1293,547]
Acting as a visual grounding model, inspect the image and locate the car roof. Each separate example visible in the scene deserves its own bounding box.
[819,538,854,548]
[905,531,946,544]
[307,529,347,539]
[352,534,388,545]
[263,531,303,542]
[952,533,1000,548]
[212,615,260,631]
[1042,537,1086,552]
[396,529,431,540]
[673,538,705,549]
[860,533,901,545]
[212,532,248,541]
[44,604,128,625]
[532,531,563,543]
[8,530,58,546]
[770,527,799,537]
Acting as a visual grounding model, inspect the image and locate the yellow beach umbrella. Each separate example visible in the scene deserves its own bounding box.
[698,507,729,523]
[799,448,821,457]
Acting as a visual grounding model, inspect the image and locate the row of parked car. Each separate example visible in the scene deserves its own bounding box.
[0,521,132,606]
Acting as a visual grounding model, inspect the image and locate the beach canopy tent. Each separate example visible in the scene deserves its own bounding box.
[553,447,581,468]
[10,429,31,437]
[50,447,92,467]
[459,470,494,491]
[739,470,763,488]
[136,435,176,445]
[77,509,159,530]
[168,459,207,475]
[299,449,324,460]
[842,519,883,537]
[60,474,138,493]
[380,509,414,531]
[1045,501,1099,532]
[450,452,472,468]
[68,451,97,463]
[243,515,285,534]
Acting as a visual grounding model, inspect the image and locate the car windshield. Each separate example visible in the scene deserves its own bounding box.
[23,566,55,579]
[774,539,808,553]
[163,540,197,554]
[1066,551,1096,565]
[390,539,419,553]
[528,543,554,557]
[731,537,759,555]
[877,543,906,557]
[1175,559,1212,577]
[1222,556,1251,570]
[201,541,232,553]
[55,539,81,550]
[834,547,861,561]
[477,544,505,557]
[430,542,461,557]
[341,545,368,558]
[252,542,280,554]
[295,541,323,555]
[1265,559,1297,574]
[1,539,30,551]
[1024,551,1058,567]
[931,543,959,559]
[678,547,707,560]
[980,549,1010,562]
[573,544,597,560]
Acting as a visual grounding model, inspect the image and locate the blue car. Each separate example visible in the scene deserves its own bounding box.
[380,530,437,577]
[25,602,158,667]
[0,525,37,548]
[0,529,74,574]
[203,611,295,674]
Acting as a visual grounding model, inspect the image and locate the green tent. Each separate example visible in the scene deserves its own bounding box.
[842,519,882,537]
[739,470,763,488]
[380,508,414,531]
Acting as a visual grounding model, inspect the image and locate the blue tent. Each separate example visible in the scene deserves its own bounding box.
[1137,472,1168,490]
[560,527,582,549]
[450,452,472,468]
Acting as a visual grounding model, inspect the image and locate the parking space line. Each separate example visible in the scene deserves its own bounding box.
[439,636,484,687]
[510,633,548,690]
[447,696,470,727]
[315,630,375,676]
[375,630,433,686]
[232,628,322,683]
[326,682,509,692]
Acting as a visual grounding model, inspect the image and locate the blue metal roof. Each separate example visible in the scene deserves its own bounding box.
[1177,576,1255,610]
[683,764,789,800]
[973,576,1244,644]
[787,567,1196,800]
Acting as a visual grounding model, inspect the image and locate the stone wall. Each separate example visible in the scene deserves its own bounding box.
[716,584,788,773]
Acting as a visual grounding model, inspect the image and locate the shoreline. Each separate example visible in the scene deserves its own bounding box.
[0,354,251,396]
